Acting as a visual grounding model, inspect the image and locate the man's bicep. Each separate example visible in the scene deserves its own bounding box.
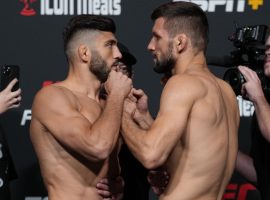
[144,90,194,167]
[32,88,94,158]
[151,105,190,150]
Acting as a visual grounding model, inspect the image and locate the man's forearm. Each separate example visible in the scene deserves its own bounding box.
[236,151,257,183]
[135,111,154,130]
[254,96,270,142]
[90,93,125,156]
[121,112,148,163]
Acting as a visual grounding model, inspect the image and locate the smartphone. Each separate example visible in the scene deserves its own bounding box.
[0,65,20,92]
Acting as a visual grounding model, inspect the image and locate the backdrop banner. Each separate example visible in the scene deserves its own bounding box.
[0,0,269,199]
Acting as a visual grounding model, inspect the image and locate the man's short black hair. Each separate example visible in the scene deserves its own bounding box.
[63,15,116,54]
[151,2,209,52]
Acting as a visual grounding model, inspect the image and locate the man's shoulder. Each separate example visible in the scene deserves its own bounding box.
[166,74,202,87]
[164,74,207,96]
[32,84,76,112]
[216,77,237,99]
[160,74,206,107]
[34,83,72,101]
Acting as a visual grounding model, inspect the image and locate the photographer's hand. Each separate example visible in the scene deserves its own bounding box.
[239,66,270,142]
[0,78,21,114]
[238,66,265,102]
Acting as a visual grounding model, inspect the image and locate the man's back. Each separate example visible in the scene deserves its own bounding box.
[161,69,239,200]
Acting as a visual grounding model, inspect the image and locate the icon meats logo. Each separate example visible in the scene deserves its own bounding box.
[173,0,264,12]
[20,0,37,16]
[20,0,122,16]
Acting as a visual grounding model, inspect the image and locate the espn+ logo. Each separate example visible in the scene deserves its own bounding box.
[173,0,264,12]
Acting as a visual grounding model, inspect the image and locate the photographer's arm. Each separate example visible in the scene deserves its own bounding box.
[235,150,257,183]
[239,66,270,143]
[253,95,270,143]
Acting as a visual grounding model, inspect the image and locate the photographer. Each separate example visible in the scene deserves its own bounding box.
[236,34,270,200]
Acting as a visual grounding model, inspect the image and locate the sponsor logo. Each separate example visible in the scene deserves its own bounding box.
[20,0,122,16]
[237,96,254,117]
[248,0,263,10]
[25,197,48,200]
[20,80,56,126]
[223,183,257,200]
[21,109,32,126]
[172,0,264,12]
[20,0,37,16]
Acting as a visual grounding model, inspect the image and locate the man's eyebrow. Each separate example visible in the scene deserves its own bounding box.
[152,31,161,38]
[105,39,117,45]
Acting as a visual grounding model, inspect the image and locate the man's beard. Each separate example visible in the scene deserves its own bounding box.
[90,51,110,83]
[153,42,175,74]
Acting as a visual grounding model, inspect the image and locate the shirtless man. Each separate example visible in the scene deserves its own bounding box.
[121,2,239,200]
[30,15,132,200]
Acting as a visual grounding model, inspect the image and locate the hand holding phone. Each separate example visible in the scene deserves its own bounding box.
[0,65,21,113]
[0,65,20,92]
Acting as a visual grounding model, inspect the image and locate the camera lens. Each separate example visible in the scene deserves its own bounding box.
[223,68,245,96]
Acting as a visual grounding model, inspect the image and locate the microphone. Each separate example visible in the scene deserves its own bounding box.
[206,55,235,67]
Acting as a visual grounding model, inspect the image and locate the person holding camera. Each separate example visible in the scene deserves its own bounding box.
[236,34,270,200]
[0,78,21,200]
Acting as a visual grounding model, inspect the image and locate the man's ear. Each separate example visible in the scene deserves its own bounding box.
[175,34,187,52]
[78,44,91,62]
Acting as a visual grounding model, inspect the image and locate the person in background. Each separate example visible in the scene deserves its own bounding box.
[236,34,270,200]
[0,78,21,200]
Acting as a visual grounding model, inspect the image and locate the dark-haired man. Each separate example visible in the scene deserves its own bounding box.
[121,2,239,200]
[30,15,132,200]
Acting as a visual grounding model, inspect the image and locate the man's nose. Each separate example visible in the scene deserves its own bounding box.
[147,38,155,52]
[114,46,122,59]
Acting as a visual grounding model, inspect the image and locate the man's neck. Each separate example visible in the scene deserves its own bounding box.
[64,65,101,100]
[173,51,207,75]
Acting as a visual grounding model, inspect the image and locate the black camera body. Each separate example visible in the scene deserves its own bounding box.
[223,25,270,96]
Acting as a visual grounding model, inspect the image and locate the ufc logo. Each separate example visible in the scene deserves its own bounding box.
[223,183,257,200]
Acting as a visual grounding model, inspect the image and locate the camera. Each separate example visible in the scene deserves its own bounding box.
[223,25,270,96]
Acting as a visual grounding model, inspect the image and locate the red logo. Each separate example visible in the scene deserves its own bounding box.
[223,183,257,200]
[20,0,37,16]
[42,81,60,87]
